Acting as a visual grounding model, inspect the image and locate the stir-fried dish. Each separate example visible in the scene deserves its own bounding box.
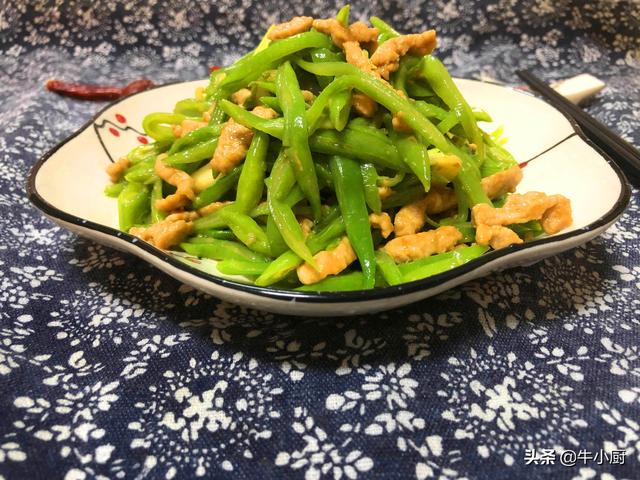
[105,7,573,292]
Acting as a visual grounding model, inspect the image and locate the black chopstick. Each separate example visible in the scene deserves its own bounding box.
[517,69,640,186]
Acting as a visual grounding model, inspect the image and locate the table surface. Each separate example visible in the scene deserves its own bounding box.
[1,1,639,479]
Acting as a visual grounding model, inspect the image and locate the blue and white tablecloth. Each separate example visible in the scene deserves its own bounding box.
[1,1,639,479]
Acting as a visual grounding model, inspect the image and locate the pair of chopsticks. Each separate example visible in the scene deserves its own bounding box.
[517,70,640,186]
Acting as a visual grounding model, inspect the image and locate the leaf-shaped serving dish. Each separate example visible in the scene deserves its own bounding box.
[28,79,630,316]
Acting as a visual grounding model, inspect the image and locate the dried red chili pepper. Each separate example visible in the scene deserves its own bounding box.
[45,78,155,101]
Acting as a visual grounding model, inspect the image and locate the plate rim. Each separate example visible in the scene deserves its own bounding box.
[27,78,631,304]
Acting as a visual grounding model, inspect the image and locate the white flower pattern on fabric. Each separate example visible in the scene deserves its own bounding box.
[159,381,232,441]
[0,314,51,376]
[120,333,191,380]
[597,338,640,379]
[47,276,171,347]
[127,352,282,478]
[11,381,121,479]
[403,312,464,360]
[275,407,374,480]
[0,434,26,464]
[323,362,464,477]
[68,245,125,272]
[596,401,640,462]
[439,347,588,466]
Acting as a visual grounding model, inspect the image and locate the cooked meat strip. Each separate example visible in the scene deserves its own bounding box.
[297,236,357,284]
[384,226,462,262]
[268,16,314,40]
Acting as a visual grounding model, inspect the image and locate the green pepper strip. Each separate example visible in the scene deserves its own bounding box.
[250,80,277,94]
[127,141,170,164]
[255,208,345,287]
[193,230,235,241]
[173,98,211,117]
[381,185,425,210]
[168,126,221,155]
[187,236,230,244]
[219,209,271,256]
[235,131,270,213]
[266,215,289,257]
[481,132,518,177]
[406,80,435,98]
[192,166,242,210]
[392,56,420,95]
[326,10,353,132]
[205,68,228,100]
[394,134,431,191]
[336,4,350,24]
[296,271,364,292]
[104,181,126,198]
[216,259,270,276]
[269,194,317,266]
[310,0,350,117]
[347,117,380,132]
[310,47,344,63]
[150,179,165,223]
[454,182,470,222]
[310,48,344,89]
[276,61,322,218]
[509,220,544,240]
[141,113,185,141]
[263,178,304,258]
[375,250,403,286]
[361,163,381,213]
[249,202,269,218]
[274,184,306,208]
[370,16,400,43]
[220,101,411,172]
[296,60,490,206]
[315,162,333,188]
[439,180,470,224]
[181,240,270,263]
[219,100,284,138]
[258,96,282,113]
[378,172,406,187]
[413,101,450,121]
[437,110,491,135]
[437,112,459,134]
[309,128,408,171]
[195,184,303,232]
[267,151,317,267]
[216,32,332,93]
[400,245,489,282]
[330,155,376,289]
[253,27,273,54]
[420,55,485,162]
[124,158,156,184]
[329,89,352,131]
[193,206,233,231]
[221,25,310,75]
[474,110,492,122]
[207,103,227,126]
[118,182,150,232]
[164,137,218,166]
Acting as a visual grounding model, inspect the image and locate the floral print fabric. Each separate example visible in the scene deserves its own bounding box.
[1,1,639,478]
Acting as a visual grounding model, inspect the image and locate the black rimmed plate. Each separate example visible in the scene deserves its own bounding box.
[27,79,630,315]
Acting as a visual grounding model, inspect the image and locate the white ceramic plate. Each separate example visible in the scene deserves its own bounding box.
[28,79,630,316]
